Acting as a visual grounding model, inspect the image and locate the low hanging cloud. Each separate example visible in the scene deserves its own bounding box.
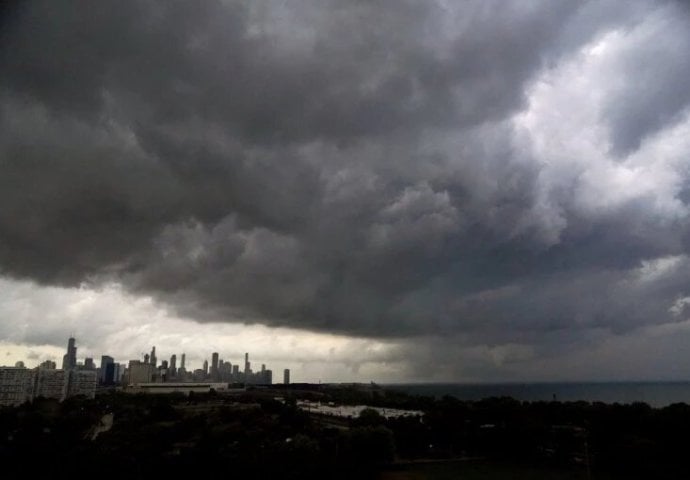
[2,0,690,375]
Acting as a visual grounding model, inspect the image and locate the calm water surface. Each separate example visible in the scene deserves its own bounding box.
[386,382,690,408]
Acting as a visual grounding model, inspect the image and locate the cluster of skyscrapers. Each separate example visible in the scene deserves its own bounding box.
[0,337,291,406]
[126,347,284,386]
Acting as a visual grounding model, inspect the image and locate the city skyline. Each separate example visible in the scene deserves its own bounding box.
[3,1,690,383]
[2,335,292,406]
[4,336,290,385]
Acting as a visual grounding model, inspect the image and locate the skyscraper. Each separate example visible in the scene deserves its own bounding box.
[100,355,115,385]
[180,353,186,370]
[283,369,290,385]
[84,358,95,370]
[61,337,77,370]
[211,352,219,380]
[170,354,177,377]
[150,346,157,367]
[203,359,208,375]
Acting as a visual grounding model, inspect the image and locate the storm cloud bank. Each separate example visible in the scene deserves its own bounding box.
[2,0,690,360]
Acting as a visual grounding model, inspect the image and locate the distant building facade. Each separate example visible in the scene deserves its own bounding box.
[125,382,231,395]
[35,368,68,401]
[1,362,96,406]
[0,367,35,406]
[127,360,156,384]
[67,370,97,399]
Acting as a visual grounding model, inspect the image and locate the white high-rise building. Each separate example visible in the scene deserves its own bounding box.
[35,368,68,401]
[0,367,35,406]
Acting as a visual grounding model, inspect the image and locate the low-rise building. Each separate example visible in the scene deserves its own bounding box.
[125,382,231,395]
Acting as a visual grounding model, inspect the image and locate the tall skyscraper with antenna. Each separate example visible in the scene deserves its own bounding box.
[61,337,77,370]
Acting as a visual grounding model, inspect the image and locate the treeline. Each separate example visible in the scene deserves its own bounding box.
[0,392,393,479]
[3,390,690,478]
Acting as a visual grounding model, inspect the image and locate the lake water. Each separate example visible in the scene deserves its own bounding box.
[385,382,690,408]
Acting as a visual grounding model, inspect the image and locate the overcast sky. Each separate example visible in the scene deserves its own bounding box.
[2,0,690,382]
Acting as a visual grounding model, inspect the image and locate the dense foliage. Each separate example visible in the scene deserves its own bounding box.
[2,388,690,479]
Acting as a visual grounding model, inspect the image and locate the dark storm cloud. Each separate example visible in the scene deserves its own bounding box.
[599,3,690,155]
[2,0,690,350]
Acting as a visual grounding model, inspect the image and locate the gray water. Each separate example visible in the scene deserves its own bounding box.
[386,382,690,408]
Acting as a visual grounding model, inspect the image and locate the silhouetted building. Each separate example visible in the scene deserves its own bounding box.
[211,352,219,380]
[203,360,208,376]
[100,355,115,384]
[62,337,77,370]
[170,354,177,377]
[219,361,233,381]
[39,360,56,369]
[178,354,186,378]
[150,346,157,367]
[284,369,290,385]
[84,357,95,370]
[114,363,125,383]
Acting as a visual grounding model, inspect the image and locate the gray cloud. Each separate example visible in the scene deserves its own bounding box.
[2,0,690,374]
